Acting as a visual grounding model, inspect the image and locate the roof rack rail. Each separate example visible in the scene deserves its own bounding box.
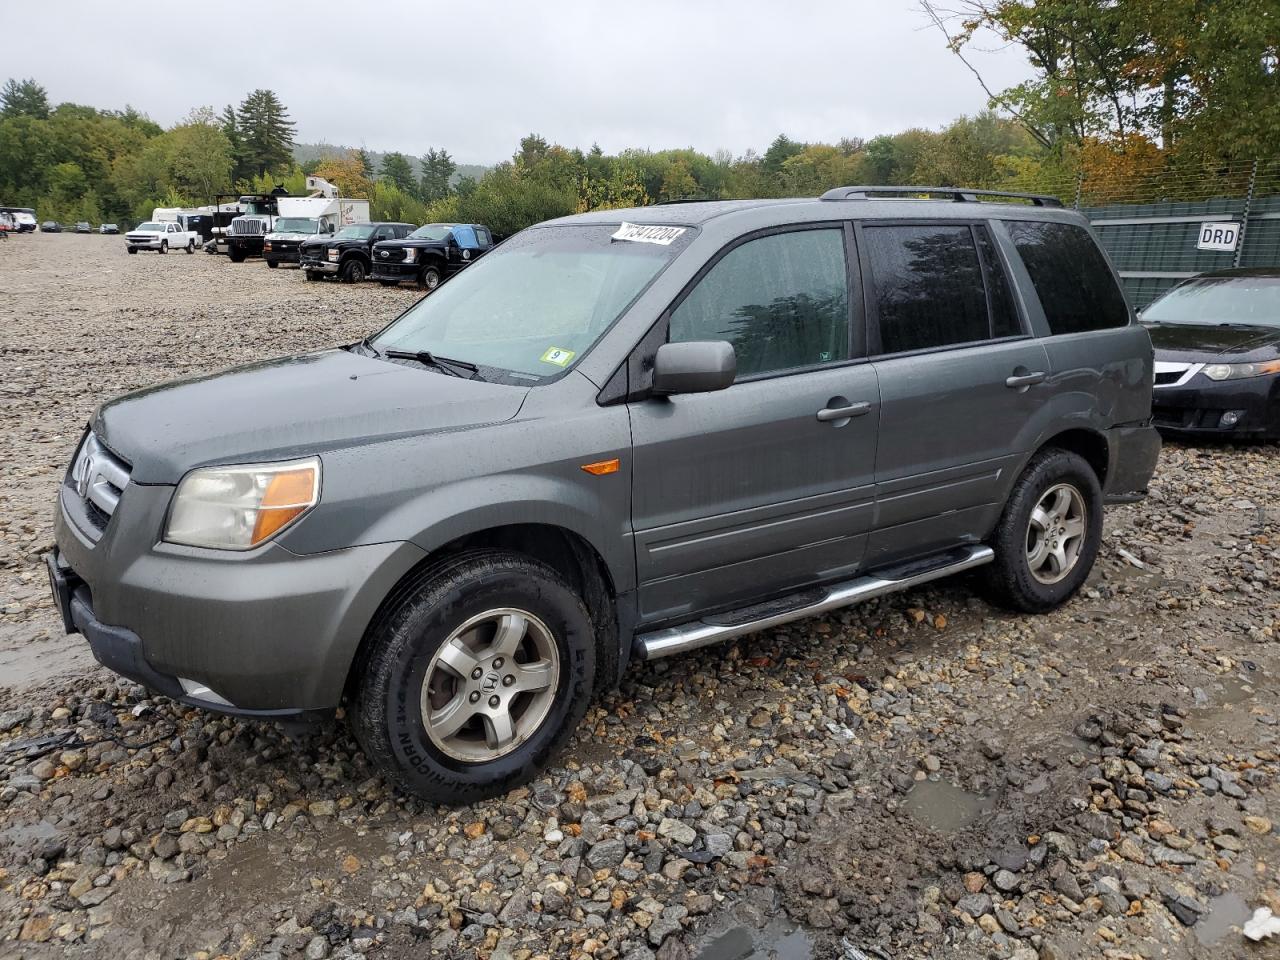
[819,185,1063,207]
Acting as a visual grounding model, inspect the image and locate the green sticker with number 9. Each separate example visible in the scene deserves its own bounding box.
[540,347,576,367]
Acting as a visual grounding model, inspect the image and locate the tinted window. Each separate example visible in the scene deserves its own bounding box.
[975,226,1022,338]
[1007,220,1128,334]
[865,224,988,354]
[476,228,491,246]
[670,229,849,377]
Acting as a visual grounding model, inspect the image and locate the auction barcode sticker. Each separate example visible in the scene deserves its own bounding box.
[611,222,686,245]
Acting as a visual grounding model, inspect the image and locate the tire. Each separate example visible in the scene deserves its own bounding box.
[984,448,1104,613]
[186,240,195,254]
[378,280,397,288]
[419,265,442,291]
[266,258,278,268]
[305,270,322,281]
[229,250,245,263]
[340,258,367,283]
[352,550,597,805]
[159,241,168,254]
[126,247,137,255]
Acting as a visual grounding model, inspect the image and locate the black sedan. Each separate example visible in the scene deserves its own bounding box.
[1144,267,1280,440]
[40,221,62,233]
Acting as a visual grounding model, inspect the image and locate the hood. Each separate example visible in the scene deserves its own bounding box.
[94,349,529,483]
[375,237,447,251]
[1145,321,1280,363]
[266,230,315,240]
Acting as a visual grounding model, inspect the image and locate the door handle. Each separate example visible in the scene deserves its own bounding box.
[1005,371,1046,389]
[816,402,872,422]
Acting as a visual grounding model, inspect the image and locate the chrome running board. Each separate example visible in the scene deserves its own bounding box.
[633,544,994,661]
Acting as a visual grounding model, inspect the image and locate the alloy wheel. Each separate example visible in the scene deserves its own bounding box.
[1025,482,1087,585]
[421,608,559,763]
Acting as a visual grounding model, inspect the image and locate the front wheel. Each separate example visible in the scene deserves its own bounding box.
[126,247,137,255]
[984,448,1104,613]
[159,241,168,254]
[228,249,245,263]
[340,258,367,283]
[352,551,596,805]
[419,265,442,291]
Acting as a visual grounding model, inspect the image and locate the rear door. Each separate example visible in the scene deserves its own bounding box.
[861,220,1051,565]
[628,224,881,625]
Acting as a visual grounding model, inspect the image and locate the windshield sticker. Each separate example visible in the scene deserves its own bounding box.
[540,347,577,367]
[611,222,686,245]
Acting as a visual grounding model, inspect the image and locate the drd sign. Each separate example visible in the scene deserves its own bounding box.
[1197,221,1240,252]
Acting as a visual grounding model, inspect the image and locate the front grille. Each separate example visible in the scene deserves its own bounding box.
[231,218,268,236]
[67,433,131,536]
[373,263,415,277]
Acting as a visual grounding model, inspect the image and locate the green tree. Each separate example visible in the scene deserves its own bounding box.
[379,151,417,195]
[355,147,375,179]
[419,147,456,202]
[235,89,295,177]
[1,77,50,119]
[762,135,804,177]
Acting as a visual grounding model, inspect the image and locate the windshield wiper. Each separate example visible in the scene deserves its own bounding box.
[383,348,479,379]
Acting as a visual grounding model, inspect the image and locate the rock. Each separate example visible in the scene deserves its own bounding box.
[305,935,329,959]
[585,838,627,869]
[657,818,696,846]
[956,893,992,917]
[992,869,1019,893]
[1116,838,1145,863]
[0,708,33,731]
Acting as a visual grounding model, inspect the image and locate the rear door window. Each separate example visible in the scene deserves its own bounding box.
[863,224,992,354]
[669,227,850,378]
[1006,220,1129,334]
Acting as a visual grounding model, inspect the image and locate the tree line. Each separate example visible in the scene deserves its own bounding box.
[2,1,1277,233]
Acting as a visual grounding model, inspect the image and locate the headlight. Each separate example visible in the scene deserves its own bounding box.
[1202,359,1280,381]
[165,457,320,550]
[326,248,339,262]
[263,242,272,251]
[403,248,416,263]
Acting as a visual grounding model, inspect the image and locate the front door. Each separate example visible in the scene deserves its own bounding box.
[628,225,881,625]
[858,221,1051,564]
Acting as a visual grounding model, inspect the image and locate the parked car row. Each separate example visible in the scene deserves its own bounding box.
[292,221,495,288]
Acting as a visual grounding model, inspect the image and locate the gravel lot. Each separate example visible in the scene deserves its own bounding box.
[0,232,1278,960]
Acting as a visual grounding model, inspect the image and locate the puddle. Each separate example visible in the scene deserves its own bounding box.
[0,629,95,691]
[901,779,996,833]
[695,918,813,960]
[1212,675,1257,706]
[0,819,60,847]
[1195,892,1251,945]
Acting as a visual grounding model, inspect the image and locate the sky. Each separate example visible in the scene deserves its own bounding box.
[1,1,1033,166]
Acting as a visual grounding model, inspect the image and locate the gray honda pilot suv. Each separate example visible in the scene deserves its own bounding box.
[48,186,1160,804]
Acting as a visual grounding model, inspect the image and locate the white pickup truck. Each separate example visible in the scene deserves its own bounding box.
[124,221,198,254]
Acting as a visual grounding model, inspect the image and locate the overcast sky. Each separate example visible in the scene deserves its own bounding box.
[1,1,1032,165]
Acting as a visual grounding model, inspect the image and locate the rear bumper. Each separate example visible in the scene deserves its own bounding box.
[1102,423,1161,503]
[1152,375,1280,440]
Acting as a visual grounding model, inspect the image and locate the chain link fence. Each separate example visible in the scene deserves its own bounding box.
[1007,159,1280,308]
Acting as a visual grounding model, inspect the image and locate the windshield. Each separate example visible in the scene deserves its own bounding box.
[274,218,319,233]
[408,224,454,241]
[1143,277,1280,328]
[135,222,164,232]
[334,224,377,240]
[371,223,695,378]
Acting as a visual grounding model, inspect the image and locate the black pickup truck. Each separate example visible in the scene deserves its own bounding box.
[370,223,494,290]
[299,222,415,282]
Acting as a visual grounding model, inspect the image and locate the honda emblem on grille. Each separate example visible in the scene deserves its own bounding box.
[73,450,94,500]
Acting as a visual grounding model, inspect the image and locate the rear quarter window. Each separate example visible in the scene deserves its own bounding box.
[1006,220,1129,334]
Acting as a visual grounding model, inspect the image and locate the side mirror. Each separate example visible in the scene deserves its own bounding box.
[652,341,736,395]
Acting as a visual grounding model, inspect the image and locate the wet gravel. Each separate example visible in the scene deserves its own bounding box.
[0,233,1278,959]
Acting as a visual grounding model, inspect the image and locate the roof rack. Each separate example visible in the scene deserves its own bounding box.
[819,185,1063,207]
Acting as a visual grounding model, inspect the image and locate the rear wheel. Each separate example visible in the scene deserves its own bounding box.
[984,448,1103,613]
[352,551,596,804]
[340,258,367,283]
[186,240,195,254]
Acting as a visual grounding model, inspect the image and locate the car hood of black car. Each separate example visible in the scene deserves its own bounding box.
[1144,321,1280,363]
[93,349,529,484]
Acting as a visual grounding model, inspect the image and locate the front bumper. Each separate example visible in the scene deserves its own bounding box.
[1152,374,1280,440]
[371,261,418,281]
[51,481,425,714]
[301,258,339,274]
[125,238,161,249]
